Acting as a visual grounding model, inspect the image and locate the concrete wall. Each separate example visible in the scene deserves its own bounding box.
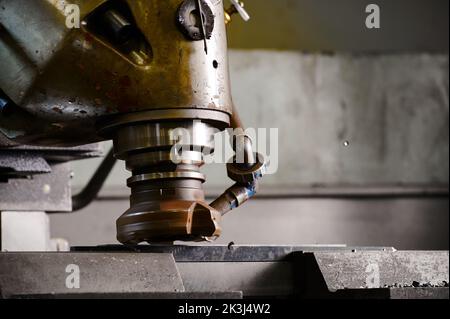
[70,51,450,191]
[226,0,449,52]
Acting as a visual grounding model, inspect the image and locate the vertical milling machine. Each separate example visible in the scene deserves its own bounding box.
[0,0,264,245]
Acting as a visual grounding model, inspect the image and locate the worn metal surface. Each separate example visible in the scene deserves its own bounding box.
[179,261,294,297]
[7,144,103,161]
[0,0,232,146]
[0,162,72,211]
[0,252,184,298]
[311,251,449,291]
[179,260,449,299]
[325,287,449,299]
[0,153,51,178]
[0,248,448,299]
[9,291,243,299]
[72,244,394,262]
[0,144,102,179]
[70,246,448,298]
[388,287,449,299]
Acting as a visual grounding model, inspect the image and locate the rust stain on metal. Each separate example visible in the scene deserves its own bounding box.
[118,75,132,88]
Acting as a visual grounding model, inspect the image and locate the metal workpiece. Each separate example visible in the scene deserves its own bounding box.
[10,292,244,299]
[310,251,450,291]
[72,244,393,261]
[1,246,448,299]
[0,252,184,298]
[0,0,232,146]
